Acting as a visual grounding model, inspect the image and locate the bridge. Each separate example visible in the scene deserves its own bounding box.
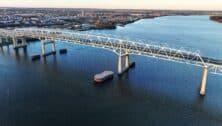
[0,28,222,96]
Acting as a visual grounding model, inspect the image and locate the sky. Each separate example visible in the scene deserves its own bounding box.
[1,0,222,10]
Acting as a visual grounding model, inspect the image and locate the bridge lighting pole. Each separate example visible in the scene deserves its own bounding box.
[200,65,209,96]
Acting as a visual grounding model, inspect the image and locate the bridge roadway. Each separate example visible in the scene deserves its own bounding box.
[0,28,222,96]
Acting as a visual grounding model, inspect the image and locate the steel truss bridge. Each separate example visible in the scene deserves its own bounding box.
[0,28,222,96]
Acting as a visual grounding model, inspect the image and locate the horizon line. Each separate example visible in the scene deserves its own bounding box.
[1,6,222,12]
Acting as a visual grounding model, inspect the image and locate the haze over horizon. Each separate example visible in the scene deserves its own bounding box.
[1,0,222,11]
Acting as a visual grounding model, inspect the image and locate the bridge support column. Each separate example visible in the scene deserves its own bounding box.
[12,37,17,48]
[41,40,56,57]
[21,38,27,47]
[200,65,208,96]
[5,37,8,43]
[118,55,122,74]
[52,41,56,52]
[0,37,2,46]
[125,53,129,69]
[41,41,46,56]
[13,37,27,49]
[118,49,135,76]
[0,37,3,48]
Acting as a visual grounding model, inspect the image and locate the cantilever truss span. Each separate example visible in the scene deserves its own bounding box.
[0,28,222,75]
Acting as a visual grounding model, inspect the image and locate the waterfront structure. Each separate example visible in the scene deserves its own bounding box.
[0,28,222,96]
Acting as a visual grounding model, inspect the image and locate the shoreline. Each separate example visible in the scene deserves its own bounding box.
[2,15,221,31]
[1,8,222,31]
[210,16,222,23]
[0,16,157,31]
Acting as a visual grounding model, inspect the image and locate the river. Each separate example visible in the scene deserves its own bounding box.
[0,16,222,126]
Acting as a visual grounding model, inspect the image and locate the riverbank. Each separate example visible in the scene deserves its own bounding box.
[3,8,222,31]
[0,15,157,31]
[210,16,222,23]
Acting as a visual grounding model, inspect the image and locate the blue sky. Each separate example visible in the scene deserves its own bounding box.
[1,0,222,10]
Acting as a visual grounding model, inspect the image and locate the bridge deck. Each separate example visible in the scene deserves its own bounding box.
[1,28,222,75]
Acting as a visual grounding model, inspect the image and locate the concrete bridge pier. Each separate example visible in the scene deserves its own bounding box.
[21,38,27,47]
[200,65,208,96]
[125,52,130,69]
[13,37,27,49]
[118,55,122,74]
[41,40,46,56]
[0,37,10,47]
[0,37,2,47]
[5,37,8,43]
[52,41,56,52]
[12,37,17,48]
[118,50,135,75]
[41,40,56,57]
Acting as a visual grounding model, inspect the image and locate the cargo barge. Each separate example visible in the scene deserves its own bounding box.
[94,71,114,83]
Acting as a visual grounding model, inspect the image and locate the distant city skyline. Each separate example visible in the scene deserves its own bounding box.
[1,0,222,10]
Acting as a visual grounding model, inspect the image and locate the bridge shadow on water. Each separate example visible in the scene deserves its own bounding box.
[14,47,29,61]
[39,54,60,77]
[0,45,29,65]
[42,54,58,65]
[115,72,134,96]
[0,45,11,56]
[192,95,205,112]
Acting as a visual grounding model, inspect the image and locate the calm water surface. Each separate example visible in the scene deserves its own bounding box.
[0,16,222,126]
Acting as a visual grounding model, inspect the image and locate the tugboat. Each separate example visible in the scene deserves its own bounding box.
[94,71,114,83]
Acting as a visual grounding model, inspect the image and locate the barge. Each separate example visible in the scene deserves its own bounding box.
[94,71,114,83]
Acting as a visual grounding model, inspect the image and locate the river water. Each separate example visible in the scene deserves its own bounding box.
[0,16,222,126]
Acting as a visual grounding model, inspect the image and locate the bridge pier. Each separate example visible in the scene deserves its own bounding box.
[125,53,129,68]
[0,37,2,47]
[118,51,135,75]
[6,37,11,43]
[41,40,56,57]
[12,37,17,48]
[118,55,122,74]
[41,40,46,55]
[22,38,27,44]
[0,37,10,47]
[52,42,56,52]
[13,37,27,49]
[200,65,208,96]
[0,37,5,48]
